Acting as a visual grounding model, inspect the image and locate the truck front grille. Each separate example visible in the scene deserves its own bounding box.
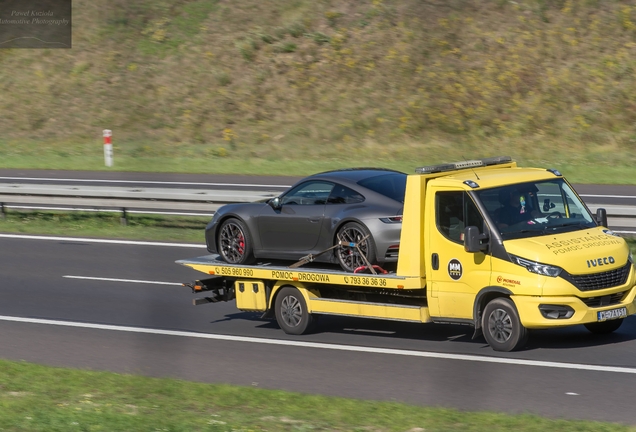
[561,263,631,292]
[579,291,626,308]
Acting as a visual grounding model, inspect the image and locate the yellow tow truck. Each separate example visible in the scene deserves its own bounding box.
[178,156,636,351]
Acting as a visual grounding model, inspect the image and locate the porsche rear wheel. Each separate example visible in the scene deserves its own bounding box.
[335,222,377,272]
[217,218,254,264]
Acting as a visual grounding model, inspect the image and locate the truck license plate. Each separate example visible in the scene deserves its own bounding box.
[597,307,627,322]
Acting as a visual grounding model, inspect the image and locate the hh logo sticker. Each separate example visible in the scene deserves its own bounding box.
[448,258,462,280]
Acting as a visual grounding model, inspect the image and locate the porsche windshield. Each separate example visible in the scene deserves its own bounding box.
[475,179,596,240]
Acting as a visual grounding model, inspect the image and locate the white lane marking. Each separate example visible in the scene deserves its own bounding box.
[343,328,396,334]
[0,177,290,188]
[580,194,636,200]
[1,315,636,375]
[0,233,206,248]
[63,276,182,286]
[565,392,580,396]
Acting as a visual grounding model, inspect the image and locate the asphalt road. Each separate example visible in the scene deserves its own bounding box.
[1,235,636,425]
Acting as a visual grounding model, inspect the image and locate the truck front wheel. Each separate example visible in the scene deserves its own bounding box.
[482,298,528,352]
[584,319,623,334]
[275,287,314,335]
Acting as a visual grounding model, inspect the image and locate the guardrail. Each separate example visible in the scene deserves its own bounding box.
[0,183,279,224]
[0,183,634,231]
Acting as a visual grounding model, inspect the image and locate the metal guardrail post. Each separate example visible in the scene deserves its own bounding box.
[0,202,5,219]
[121,207,128,226]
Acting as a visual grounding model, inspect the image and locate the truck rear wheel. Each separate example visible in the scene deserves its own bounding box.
[482,298,528,352]
[584,319,623,334]
[275,287,314,335]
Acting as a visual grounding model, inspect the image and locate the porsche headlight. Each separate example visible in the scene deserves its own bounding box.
[509,254,563,277]
[629,251,634,265]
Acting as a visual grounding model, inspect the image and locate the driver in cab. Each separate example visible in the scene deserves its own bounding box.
[496,188,540,228]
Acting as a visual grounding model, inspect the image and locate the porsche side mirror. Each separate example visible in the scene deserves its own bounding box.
[269,196,282,210]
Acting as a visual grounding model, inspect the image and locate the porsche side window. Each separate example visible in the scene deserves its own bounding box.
[357,173,407,203]
[281,181,334,205]
[327,184,365,204]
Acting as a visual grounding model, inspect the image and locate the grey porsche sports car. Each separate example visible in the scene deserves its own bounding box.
[205,168,406,272]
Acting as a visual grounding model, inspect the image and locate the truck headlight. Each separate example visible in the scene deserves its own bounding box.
[509,254,562,277]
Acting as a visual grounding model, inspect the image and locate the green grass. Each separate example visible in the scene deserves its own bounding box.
[0,359,631,431]
[0,211,207,244]
[1,139,636,184]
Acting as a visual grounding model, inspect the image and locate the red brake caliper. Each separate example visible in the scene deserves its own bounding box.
[237,233,245,255]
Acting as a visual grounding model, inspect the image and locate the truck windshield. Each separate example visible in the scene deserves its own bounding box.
[475,179,596,240]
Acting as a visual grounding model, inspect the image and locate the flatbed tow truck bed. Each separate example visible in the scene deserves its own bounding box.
[177,255,426,290]
[177,255,432,324]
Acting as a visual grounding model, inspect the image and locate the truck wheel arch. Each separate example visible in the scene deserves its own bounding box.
[472,286,514,333]
[267,282,316,312]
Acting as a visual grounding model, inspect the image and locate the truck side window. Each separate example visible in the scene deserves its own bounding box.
[465,194,485,233]
[436,192,485,244]
[436,192,464,243]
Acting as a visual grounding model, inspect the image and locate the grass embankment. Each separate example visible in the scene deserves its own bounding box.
[2,1,636,182]
[0,359,631,432]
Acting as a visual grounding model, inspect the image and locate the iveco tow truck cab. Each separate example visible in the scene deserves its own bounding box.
[179,156,636,351]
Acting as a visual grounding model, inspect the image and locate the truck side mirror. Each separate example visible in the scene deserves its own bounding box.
[543,199,555,212]
[268,197,282,210]
[464,226,488,253]
[595,208,608,228]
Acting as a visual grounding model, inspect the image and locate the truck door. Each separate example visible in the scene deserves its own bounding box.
[427,189,491,320]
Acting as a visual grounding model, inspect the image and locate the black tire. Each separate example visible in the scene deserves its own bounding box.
[335,222,377,272]
[482,297,528,352]
[217,218,254,264]
[584,319,623,334]
[274,287,313,335]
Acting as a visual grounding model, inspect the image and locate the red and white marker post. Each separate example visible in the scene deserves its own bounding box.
[103,129,113,167]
